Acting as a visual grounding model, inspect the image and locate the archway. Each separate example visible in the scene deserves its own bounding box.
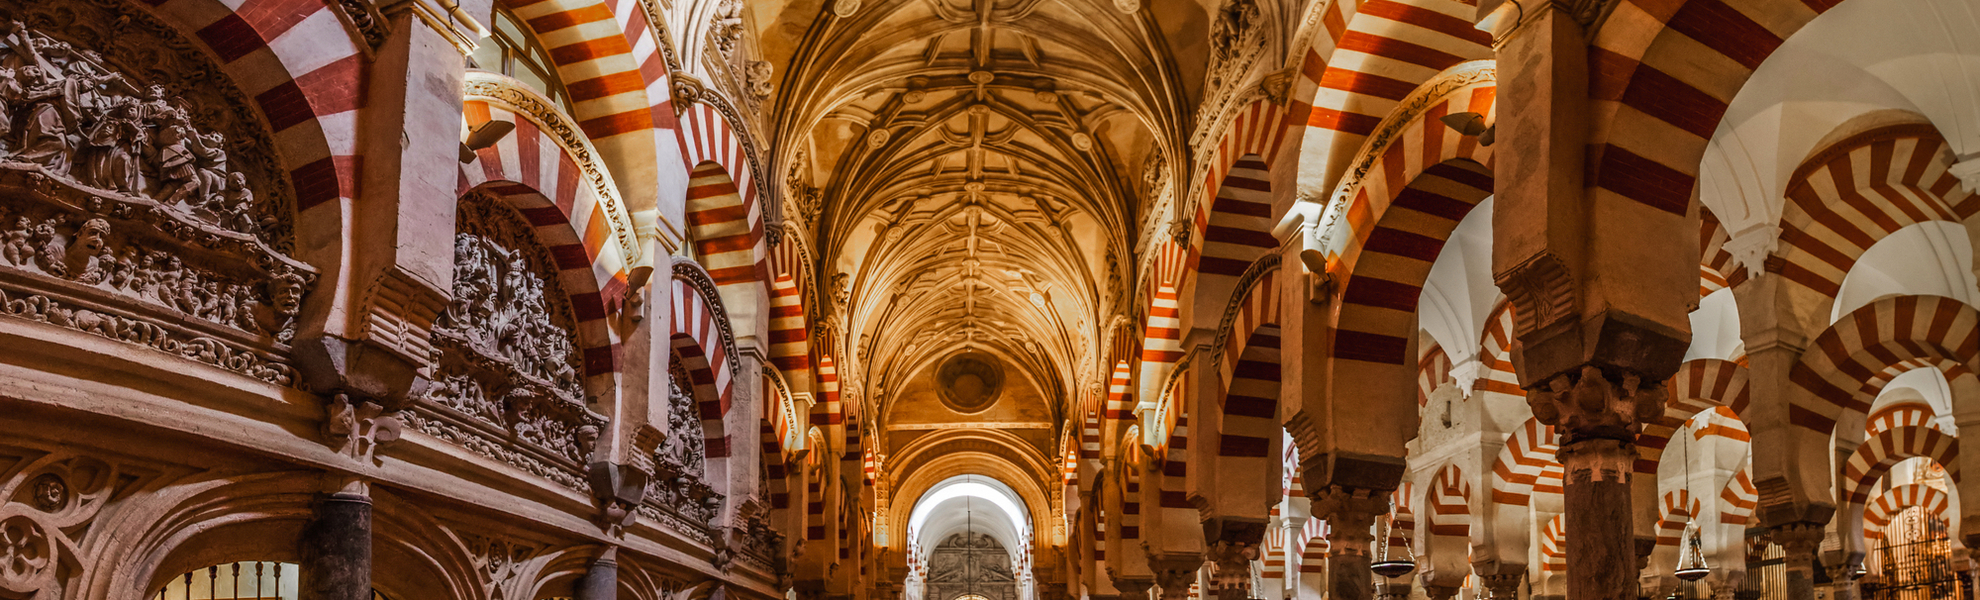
[905,476,1037,600]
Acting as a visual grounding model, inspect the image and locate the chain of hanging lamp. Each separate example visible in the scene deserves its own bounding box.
[1675,416,1712,582]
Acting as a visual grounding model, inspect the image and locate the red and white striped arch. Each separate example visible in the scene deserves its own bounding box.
[1389,481,1417,552]
[1864,483,1952,543]
[1417,344,1454,406]
[1106,361,1135,422]
[1427,464,1470,538]
[1790,295,1980,434]
[1540,515,1567,574]
[1638,359,1752,475]
[672,269,738,461]
[460,98,636,327]
[1216,270,1284,461]
[1491,418,1562,507]
[1867,403,1940,437]
[142,0,364,214]
[1699,208,1738,296]
[679,105,767,287]
[508,0,670,214]
[1584,0,1980,235]
[1655,490,1702,549]
[1194,154,1279,285]
[1775,125,1980,298]
[1294,0,1492,202]
[1138,241,1191,433]
[1719,466,1758,527]
[1474,303,1523,405]
[1326,80,1497,371]
[767,234,813,394]
[1839,424,1960,507]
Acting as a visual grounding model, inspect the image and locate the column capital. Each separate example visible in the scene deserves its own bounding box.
[1527,366,1666,445]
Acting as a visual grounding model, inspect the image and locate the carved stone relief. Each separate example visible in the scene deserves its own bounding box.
[0,13,314,385]
[0,453,118,597]
[404,195,604,494]
[643,362,720,528]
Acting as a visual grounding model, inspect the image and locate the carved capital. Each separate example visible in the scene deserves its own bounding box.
[323,393,403,461]
[1479,572,1524,600]
[1310,485,1388,557]
[1423,585,1460,600]
[1771,522,1824,574]
[1525,365,1665,444]
[1150,554,1204,600]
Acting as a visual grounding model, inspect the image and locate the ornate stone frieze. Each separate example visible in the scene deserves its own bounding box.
[406,196,604,493]
[0,12,299,252]
[400,410,592,493]
[0,12,316,382]
[643,370,721,528]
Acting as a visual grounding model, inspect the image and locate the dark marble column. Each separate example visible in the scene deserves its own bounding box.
[301,491,371,600]
[1773,523,1823,600]
[1559,438,1635,600]
[578,547,619,600]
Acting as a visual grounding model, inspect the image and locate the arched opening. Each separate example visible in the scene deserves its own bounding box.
[468,5,573,112]
[905,476,1035,600]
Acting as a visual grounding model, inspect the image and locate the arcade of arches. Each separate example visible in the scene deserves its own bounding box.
[3,0,1980,598]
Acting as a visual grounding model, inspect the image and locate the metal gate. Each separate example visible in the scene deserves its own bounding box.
[1864,508,1969,600]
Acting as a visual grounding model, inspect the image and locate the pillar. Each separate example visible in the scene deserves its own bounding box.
[1423,585,1458,600]
[1772,523,1822,600]
[1553,437,1635,600]
[300,481,371,600]
[577,547,618,600]
[1312,486,1387,600]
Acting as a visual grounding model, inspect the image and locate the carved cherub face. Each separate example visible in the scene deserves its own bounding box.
[21,66,41,83]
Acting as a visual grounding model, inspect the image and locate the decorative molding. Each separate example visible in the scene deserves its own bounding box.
[400,409,591,493]
[673,257,745,380]
[463,72,639,272]
[1313,62,1495,252]
[323,0,389,56]
[1208,253,1281,369]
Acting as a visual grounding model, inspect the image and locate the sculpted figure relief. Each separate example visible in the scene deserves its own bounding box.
[407,195,604,487]
[0,22,282,244]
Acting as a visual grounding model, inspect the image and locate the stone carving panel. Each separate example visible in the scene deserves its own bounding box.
[405,195,603,493]
[0,454,117,597]
[0,12,314,385]
[643,364,720,528]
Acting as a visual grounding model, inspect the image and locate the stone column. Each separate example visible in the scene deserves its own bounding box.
[1422,585,1458,600]
[1822,551,1862,600]
[1524,367,1667,600]
[1206,540,1259,600]
[1772,523,1822,600]
[1379,581,1415,600]
[577,547,618,600]
[300,482,371,600]
[1312,486,1387,600]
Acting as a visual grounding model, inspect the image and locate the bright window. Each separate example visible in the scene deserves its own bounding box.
[470,7,573,112]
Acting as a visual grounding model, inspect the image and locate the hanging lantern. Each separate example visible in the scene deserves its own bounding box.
[1370,513,1417,578]
[1673,426,1711,582]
